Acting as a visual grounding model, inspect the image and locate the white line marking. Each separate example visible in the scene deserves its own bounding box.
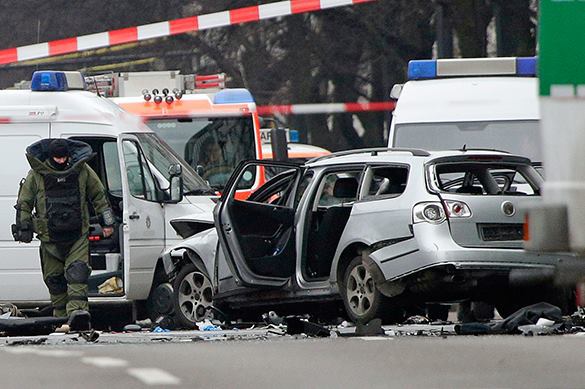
[35,350,84,357]
[1,348,83,357]
[353,336,393,341]
[1,347,38,354]
[127,368,181,386]
[82,357,129,368]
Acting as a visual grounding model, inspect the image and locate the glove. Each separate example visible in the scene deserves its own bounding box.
[12,223,33,243]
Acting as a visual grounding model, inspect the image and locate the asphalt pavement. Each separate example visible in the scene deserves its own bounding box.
[1,328,585,388]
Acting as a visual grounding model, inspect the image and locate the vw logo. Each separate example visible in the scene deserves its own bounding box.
[501,201,515,216]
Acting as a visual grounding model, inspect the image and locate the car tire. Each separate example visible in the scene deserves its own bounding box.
[172,262,214,329]
[341,256,396,324]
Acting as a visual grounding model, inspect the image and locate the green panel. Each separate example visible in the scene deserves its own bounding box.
[539,0,585,96]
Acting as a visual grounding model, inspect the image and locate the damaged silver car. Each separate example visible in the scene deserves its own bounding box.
[162,148,580,326]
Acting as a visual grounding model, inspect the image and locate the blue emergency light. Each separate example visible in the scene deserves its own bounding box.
[407,56,537,80]
[407,60,437,80]
[516,57,537,76]
[289,129,300,143]
[213,88,255,104]
[31,71,68,91]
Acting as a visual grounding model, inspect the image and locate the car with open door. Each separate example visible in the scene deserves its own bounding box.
[162,148,583,326]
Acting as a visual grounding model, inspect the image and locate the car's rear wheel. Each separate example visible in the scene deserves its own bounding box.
[173,262,214,329]
[341,256,397,324]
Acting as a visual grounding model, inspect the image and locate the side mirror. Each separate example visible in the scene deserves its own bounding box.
[168,163,182,177]
[168,164,183,203]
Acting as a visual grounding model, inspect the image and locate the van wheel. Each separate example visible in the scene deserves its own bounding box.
[341,256,396,324]
[173,263,214,329]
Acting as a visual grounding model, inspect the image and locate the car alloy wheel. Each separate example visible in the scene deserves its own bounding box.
[341,256,396,324]
[346,263,376,316]
[174,263,213,326]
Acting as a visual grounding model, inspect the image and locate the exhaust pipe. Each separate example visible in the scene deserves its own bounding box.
[508,268,555,286]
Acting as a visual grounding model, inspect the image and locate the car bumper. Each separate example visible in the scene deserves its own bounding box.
[366,222,584,285]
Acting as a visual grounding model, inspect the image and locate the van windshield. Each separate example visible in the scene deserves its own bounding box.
[393,120,541,164]
[147,116,256,190]
[133,133,213,195]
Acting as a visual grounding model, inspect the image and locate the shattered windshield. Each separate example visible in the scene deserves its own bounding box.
[393,120,541,163]
[148,116,256,190]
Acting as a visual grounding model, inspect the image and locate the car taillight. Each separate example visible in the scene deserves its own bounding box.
[89,235,101,242]
[413,202,446,224]
[443,200,472,218]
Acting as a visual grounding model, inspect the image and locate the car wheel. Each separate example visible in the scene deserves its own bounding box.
[341,256,394,324]
[173,262,214,329]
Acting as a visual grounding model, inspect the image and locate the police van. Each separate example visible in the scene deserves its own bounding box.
[0,71,216,315]
[389,57,541,165]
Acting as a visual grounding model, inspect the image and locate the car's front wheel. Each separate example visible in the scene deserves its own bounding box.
[341,256,397,324]
[172,262,214,328]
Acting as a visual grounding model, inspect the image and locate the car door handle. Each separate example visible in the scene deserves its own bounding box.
[129,212,140,220]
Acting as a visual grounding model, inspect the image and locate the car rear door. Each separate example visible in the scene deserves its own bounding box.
[215,160,301,288]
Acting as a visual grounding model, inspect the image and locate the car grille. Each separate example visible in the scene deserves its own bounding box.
[479,224,524,241]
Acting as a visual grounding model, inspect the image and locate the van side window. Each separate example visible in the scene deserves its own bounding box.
[103,142,123,197]
[122,140,158,201]
[363,166,408,199]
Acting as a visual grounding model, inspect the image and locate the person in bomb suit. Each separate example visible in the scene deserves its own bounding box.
[13,138,115,317]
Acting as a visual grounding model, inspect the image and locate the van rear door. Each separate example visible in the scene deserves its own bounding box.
[0,122,51,301]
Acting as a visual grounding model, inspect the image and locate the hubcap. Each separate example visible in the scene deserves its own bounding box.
[346,264,375,316]
[177,271,213,323]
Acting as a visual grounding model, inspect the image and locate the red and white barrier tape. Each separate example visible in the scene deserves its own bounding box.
[257,101,395,115]
[0,0,374,65]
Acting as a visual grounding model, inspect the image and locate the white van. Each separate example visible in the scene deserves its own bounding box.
[0,71,216,315]
[388,57,541,165]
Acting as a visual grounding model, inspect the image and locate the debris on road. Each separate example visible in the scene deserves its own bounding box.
[285,317,330,338]
[123,324,142,332]
[262,311,284,326]
[196,320,221,331]
[403,315,431,325]
[455,302,568,335]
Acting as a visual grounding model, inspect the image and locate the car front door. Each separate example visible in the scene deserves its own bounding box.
[119,136,165,299]
[215,161,301,288]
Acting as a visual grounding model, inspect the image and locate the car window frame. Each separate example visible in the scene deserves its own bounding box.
[358,163,411,202]
[309,164,365,211]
